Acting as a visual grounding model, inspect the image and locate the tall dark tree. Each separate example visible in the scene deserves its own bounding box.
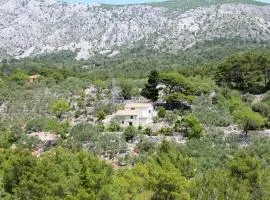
[141,70,159,102]
[119,79,133,100]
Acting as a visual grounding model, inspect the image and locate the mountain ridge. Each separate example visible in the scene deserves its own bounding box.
[1,0,270,60]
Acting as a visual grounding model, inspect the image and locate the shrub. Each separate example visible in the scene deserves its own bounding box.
[164,111,178,125]
[51,99,69,119]
[251,94,270,119]
[44,119,70,138]
[143,127,153,136]
[0,78,3,88]
[158,127,174,136]
[157,107,166,118]
[123,126,137,142]
[16,134,41,149]
[26,117,47,132]
[97,122,105,132]
[193,97,233,127]
[93,133,127,156]
[0,129,14,148]
[108,120,121,132]
[252,102,270,118]
[97,111,106,121]
[182,114,204,139]
[10,71,28,85]
[94,102,117,115]
[26,117,69,137]
[242,94,255,105]
[119,79,134,100]
[138,140,156,153]
[233,107,265,137]
[70,123,99,142]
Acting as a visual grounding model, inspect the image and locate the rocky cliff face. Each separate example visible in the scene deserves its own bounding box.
[0,0,270,60]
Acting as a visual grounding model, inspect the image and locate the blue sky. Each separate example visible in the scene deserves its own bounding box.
[60,0,270,4]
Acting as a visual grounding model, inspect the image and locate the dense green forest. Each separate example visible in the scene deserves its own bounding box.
[0,44,270,199]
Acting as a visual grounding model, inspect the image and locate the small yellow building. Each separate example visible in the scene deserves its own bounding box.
[28,74,40,84]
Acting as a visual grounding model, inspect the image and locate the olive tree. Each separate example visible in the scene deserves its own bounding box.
[51,99,69,119]
[233,108,264,138]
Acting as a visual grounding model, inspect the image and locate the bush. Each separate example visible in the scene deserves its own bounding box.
[51,99,69,119]
[157,107,166,118]
[26,117,69,137]
[251,94,270,119]
[70,123,100,142]
[0,129,14,148]
[123,126,137,142]
[108,120,121,132]
[26,117,47,132]
[97,111,106,121]
[252,102,270,118]
[182,114,204,139]
[97,122,105,132]
[158,127,174,136]
[164,111,178,125]
[193,97,233,127]
[242,94,255,105]
[0,78,3,88]
[94,102,117,115]
[93,133,127,156]
[16,134,41,149]
[143,127,153,136]
[44,119,70,138]
[233,107,265,136]
[10,71,28,85]
[138,140,156,153]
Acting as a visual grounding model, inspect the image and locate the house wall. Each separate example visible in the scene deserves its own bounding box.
[125,106,153,119]
[115,105,154,127]
[115,115,139,127]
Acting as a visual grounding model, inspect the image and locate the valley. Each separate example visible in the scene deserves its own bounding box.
[0,0,270,199]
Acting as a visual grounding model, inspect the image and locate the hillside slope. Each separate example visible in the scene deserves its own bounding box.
[0,0,270,60]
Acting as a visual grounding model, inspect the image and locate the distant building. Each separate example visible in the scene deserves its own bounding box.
[115,103,154,127]
[28,74,40,84]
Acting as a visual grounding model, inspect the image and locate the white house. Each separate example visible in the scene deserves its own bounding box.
[115,103,154,127]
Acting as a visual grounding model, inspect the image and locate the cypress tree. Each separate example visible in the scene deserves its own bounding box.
[141,70,159,102]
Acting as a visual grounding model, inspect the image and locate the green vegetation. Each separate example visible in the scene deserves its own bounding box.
[123,126,138,142]
[157,107,167,118]
[51,99,70,119]
[233,107,265,137]
[252,93,270,123]
[0,136,269,199]
[141,70,159,102]
[119,79,134,100]
[181,114,204,139]
[97,111,106,121]
[0,43,270,199]
[216,52,270,94]
[149,0,269,10]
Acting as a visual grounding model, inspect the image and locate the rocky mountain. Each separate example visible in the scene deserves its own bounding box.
[0,0,270,60]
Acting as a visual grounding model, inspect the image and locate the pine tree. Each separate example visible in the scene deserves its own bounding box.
[141,70,159,102]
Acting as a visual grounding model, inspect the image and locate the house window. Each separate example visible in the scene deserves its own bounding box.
[149,110,151,113]
[131,107,135,110]
[130,115,134,119]
[122,121,124,124]
[129,122,133,126]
